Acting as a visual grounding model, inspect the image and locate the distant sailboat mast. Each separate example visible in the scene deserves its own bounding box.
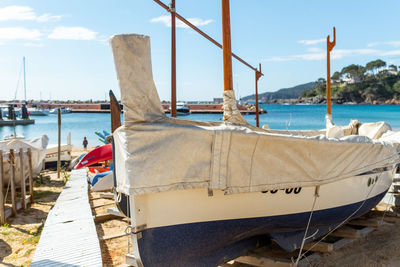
[23,56,26,102]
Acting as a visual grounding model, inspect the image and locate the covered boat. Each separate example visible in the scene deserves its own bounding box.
[109,33,400,266]
[1,135,48,189]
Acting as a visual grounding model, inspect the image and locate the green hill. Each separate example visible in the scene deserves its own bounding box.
[242,82,316,102]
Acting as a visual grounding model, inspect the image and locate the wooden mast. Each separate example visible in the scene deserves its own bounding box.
[170,0,177,117]
[221,0,233,92]
[326,27,336,116]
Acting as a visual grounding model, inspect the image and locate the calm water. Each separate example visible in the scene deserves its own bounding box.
[1,104,400,147]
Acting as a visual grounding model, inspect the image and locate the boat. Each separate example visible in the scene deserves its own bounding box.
[44,132,73,168]
[3,133,25,140]
[49,107,72,114]
[169,102,191,116]
[75,143,112,170]
[27,107,49,116]
[107,32,400,266]
[0,135,48,188]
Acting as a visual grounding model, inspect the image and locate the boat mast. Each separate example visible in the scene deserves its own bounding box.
[23,56,26,102]
[221,0,233,93]
[170,0,177,117]
[326,27,335,118]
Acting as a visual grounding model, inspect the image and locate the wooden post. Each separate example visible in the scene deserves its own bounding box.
[109,90,122,133]
[19,148,26,210]
[57,108,61,178]
[9,149,17,215]
[0,151,5,224]
[27,148,34,203]
[221,0,233,92]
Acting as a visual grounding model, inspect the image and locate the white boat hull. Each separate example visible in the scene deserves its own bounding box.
[127,170,393,266]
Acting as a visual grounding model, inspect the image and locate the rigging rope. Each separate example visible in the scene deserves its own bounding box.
[294,185,320,266]
[296,171,381,263]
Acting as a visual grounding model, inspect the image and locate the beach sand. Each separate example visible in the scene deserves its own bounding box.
[0,170,66,266]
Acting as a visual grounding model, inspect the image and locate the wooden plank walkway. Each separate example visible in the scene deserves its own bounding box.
[31,169,102,267]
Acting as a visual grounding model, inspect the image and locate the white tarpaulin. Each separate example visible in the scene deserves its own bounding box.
[0,135,48,187]
[110,34,400,196]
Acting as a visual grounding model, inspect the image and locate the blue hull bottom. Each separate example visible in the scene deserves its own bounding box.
[137,191,387,267]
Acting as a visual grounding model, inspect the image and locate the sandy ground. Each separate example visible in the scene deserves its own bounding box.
[90,191,130,266]
[0,170,67,267]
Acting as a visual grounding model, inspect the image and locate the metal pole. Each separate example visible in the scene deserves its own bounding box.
[255,64,262,127]
[170,0,177,117]
[326,27,336,116]
[57,108,61,178]
[221,0,233,92]
[23,56,26,102]
[0,151,4,224]
[153,0,263,76]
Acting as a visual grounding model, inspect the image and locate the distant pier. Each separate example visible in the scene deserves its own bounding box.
[0,119,35,126]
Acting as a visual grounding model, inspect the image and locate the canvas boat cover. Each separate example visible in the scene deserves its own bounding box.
[110,34,400,196]
[1,135,48,186]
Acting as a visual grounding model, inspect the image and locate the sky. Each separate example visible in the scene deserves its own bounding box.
[1,0,400,102]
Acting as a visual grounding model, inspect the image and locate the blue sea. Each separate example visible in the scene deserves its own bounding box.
[1,104,400,147]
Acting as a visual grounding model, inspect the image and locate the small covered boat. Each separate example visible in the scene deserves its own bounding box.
[0,135,48,189]
[28,107,49,116]
[44,132,73,168]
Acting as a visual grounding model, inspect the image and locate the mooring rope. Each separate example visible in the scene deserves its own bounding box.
[296,171,381,264]
[294,185,320,266]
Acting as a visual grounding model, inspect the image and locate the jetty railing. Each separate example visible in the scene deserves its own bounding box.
[0,148,34,224]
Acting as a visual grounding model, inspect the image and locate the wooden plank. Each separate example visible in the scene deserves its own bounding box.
[91,202,115,209]
[332,238,355,250]
[27,148,34,203]
[94,213,121,223]
[348,218,383,228]
[99,231,128,241]
[235,253,292,267]
[359,227,375,237]
[19,148,26,210]
[9,149,16,216]
[107,207,124,217]
[331,225,361,239]
[0,151,4,224]
[100,192,114,199]
[302,241,333,253]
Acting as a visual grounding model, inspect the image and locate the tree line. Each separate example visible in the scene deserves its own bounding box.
[302,59,400,103]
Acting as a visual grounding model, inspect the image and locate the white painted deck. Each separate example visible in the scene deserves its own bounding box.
[31,169,102,266]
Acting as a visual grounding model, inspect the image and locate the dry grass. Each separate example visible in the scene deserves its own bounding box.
[0,170,65,266]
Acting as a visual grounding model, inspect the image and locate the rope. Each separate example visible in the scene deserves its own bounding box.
[297,172,381,262]
[380,189,394,225]
[294,186,320,266]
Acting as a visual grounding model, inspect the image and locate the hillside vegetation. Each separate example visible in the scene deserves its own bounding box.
[242,82,316,102]
[302,59,400,104]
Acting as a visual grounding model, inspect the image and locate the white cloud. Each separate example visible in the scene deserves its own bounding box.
[332,49,379,59]
[298,38,325,45]
[265,47,400,62]
[24,42,43,47]
[0,27,42,40]
[37,13,62,22]
[150,15,213,28]
[0,5,62,22]
[306,47,323,53]
[368,41,400,47]
[48,27,97,40]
